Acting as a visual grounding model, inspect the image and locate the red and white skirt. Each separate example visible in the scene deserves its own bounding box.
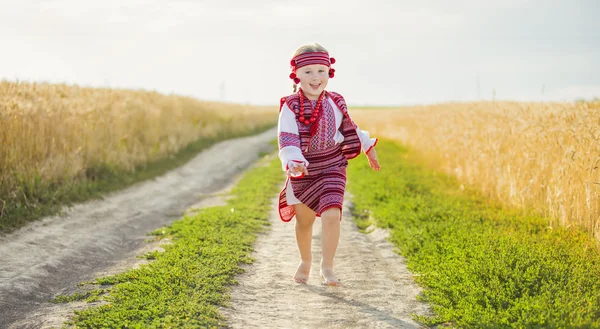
[278,145,348,222]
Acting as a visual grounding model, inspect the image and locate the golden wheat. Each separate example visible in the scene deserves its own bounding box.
[352,101,600,238]
[0,80,275,199]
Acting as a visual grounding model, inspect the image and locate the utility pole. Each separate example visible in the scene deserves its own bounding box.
[220,81,226,102]
[542,84,545,96]
[476,74,481,100]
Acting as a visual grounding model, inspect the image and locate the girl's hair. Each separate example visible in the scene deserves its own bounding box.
[292,43,329,92]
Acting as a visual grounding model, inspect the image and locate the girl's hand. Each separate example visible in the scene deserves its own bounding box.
[366,148,381,171]
[287,162,308,178]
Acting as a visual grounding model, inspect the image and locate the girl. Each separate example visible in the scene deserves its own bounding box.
[277,43,381,286]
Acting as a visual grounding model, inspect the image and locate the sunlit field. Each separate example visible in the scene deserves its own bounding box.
[0,81,276,230]
[352,101,600,238]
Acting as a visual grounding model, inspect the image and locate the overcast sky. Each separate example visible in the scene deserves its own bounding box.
[1,0,598,106]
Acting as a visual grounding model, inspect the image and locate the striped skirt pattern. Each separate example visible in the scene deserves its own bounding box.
[278,145,348,222]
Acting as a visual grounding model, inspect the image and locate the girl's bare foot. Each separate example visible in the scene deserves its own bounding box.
[294,261,311,284]
[320,267,341,286]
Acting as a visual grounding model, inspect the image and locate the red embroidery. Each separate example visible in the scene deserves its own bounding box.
[308,97,336,152]
[280,91,361,160]
[279,132,301,149]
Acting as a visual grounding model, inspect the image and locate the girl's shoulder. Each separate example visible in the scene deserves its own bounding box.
[279,93,301,112]
[281,93,300,102]
[325,91,349,113]
[326,90,345,100]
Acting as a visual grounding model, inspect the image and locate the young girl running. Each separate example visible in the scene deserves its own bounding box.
[277,43,381,286]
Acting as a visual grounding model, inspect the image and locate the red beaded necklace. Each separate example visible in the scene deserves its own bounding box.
[297,89,325,126]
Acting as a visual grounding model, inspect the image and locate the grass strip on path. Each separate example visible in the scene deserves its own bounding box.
[0,124,274,233]
[62,151,284,328]
[347,139,600,328]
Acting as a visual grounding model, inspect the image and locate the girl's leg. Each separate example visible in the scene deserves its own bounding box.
[320,207,341,286]
[293,203,316,283]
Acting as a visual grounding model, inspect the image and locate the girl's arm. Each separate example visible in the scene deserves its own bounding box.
[356,127,380,171]
[355,128,378,155]
[328,93,377,155]
[278,103,309,172]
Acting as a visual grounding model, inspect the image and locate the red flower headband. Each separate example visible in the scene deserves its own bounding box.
[289,51,336,84]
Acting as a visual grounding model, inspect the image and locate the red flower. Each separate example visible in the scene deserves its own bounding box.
[330,57,336,64]
[289,72,297,79]
[293,78,300,84]
[329,68,336,78]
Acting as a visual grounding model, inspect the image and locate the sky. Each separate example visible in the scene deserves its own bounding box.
[0,0,598,106]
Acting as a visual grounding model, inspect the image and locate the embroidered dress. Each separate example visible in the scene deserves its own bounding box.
[277,91,377,222]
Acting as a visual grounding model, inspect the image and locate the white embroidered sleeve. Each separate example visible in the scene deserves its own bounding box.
[278,103,309,171]
[355,127,379,154]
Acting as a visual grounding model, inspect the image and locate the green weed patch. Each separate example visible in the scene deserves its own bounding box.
[347,140,600,328]
[62,153,283,328]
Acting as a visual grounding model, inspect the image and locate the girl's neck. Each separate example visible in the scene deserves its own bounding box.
[300,89,323,101]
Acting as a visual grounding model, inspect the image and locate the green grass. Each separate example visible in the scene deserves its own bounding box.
[0,123,274,234]
[59,152,284,328]
[347,139,600,328]
[52,289,108,304]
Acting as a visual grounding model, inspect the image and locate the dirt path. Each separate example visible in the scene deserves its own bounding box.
[0,128,277,329]
[221,193,432,329]
[0,126,432,328]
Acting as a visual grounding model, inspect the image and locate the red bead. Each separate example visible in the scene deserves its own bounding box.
[296,89,327,126]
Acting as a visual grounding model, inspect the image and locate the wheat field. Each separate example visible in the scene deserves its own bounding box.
[3,81,598,237]
[0,81,275,203]
[352,101,600,238]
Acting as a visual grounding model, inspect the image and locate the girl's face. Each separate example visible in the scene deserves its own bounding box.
[296,64,329,99]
